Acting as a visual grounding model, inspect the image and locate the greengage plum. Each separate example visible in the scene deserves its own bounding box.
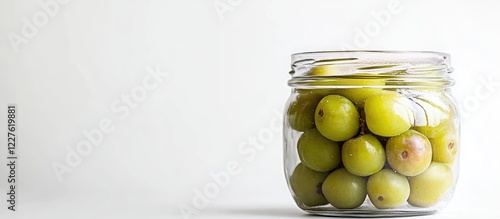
[367,169,410,209]
[290,163,330,207]
[408,162,453,207]
[298,129,341,172]
[315,95,359,141]
[365,91,415,137]
[322,168,367,209]
[386,130,432,176]
[342,134,385,176]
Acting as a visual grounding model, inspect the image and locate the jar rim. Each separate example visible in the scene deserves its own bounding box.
[289,50,454,88]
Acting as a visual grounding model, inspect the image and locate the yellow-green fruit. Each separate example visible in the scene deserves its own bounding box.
[315,95,359,141]
[414,123,448,139]
[287,92,323,131]
[339,79,385,107]
[386,130,432,176]
[342,134,385,176]
[365,91,415,137]
[298,129,341,172]
[290,163,329,207]
[322,168,367,209]
[367,169,410,209]
[411,91,455,138]
[408,162,453,207]
[430,126,458,164]
[309,65,339,76]
[309,65,384,103]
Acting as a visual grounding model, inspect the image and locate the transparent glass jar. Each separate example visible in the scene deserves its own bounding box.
[283,51,459,217]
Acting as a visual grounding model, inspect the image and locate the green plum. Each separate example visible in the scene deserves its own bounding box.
[342,134,385,176]
[367,169,410,209]
[287,91,324,131]
[339,78,385,108]
[322,168,367,209]
[430,126,458,164]
[411,91,455,139]
[298,129,341,172]
[408,162,453,207]
[365,91,415,137]
[290,163,330,207]
[386,130,432,176]
[315,95,359,141]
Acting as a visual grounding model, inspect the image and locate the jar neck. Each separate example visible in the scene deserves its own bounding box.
[289,51,454,88]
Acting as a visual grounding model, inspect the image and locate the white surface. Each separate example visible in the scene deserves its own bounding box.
[0,0,499,218]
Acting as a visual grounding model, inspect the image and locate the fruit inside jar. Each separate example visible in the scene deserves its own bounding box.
[284,51,458,217]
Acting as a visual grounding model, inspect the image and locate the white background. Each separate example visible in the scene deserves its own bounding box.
[1,0,499,218]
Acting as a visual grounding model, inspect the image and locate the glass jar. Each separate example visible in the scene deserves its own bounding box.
[283,51,459,217]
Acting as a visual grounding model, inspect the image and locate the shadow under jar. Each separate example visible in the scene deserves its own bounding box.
[283,51,459,217]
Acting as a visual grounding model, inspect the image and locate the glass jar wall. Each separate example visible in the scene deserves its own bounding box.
[283,51,459,217]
